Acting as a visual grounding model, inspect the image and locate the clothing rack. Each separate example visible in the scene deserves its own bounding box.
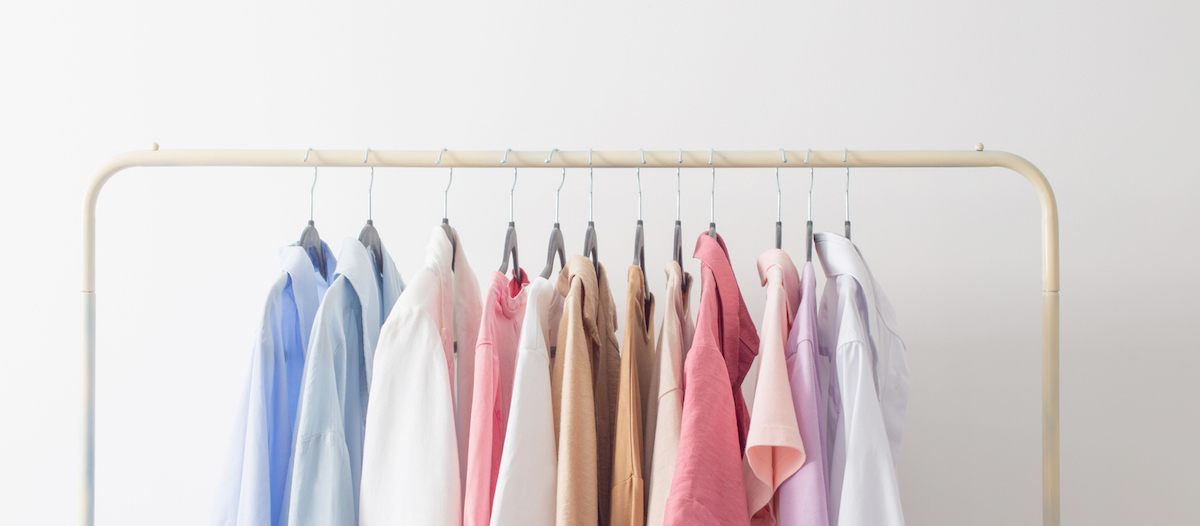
[79,147,1060,526]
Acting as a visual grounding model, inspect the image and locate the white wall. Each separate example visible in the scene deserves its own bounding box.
[1,1,1197,524]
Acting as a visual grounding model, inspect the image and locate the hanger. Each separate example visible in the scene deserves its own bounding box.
[844,147,852,240]
[436,148,457,270]
[708,148,717,238]
[540,158,567,279]
[298,147,328,281]
[582,149,600,277]
[776,148,786,249]
[498,150,521,281]
[633,150,650,304]
[805,148,814,261]
[673,148,684,273]
[357,148,385,274]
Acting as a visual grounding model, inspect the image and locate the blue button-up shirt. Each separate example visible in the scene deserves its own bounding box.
[217,242,337,526]
[284,239,403,526]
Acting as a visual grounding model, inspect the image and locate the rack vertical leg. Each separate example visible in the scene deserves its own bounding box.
[82,292,95,526]
[1042,290,1060,526]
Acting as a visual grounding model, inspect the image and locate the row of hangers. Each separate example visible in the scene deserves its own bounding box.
[296,148,856,302]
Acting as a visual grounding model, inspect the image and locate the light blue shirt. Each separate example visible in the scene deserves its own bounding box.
[284,239,403,526]
[216,242,336,526]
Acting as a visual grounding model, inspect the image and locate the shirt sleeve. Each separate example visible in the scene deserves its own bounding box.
[834,340,905,526]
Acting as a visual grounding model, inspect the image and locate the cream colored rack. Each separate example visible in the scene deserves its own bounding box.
[80,147,1060,526]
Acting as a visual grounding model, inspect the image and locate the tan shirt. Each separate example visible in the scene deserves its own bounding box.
[643,262,694,526]
[611,266,656,526]
[552,256,620,526]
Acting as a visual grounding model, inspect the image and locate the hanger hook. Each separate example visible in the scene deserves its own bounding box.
[676,148,682,221]
[444,167,453,220]
[501,148,512,164]
[556,168,565,224]
[363,147,371,164]
[710,150,716,226]
[640,148,646,165]
[781,148,788,163]
[776,166,782,223]
[808,167,815,222]
[709,148,714,166]
[303,147,312,163]
[510,167,518,223]
[637,166,643,222]
[309,166,317,222]
[545,148,557,164]
[844,148,851,236]
[436,148,447,165]
[805,148,811,164]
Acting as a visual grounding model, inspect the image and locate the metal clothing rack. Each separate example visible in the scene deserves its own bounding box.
[79,147,1060,526]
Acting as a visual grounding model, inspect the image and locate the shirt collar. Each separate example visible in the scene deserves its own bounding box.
[756,248,801,324]
[333,238,383,384]
[280,245,325,350]
[813,232,900,345]
[557,255,601,342]
[693,232,760,388]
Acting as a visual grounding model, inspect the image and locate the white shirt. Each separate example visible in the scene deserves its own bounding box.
[359,227,482,526]
[814,232,910,526]
[488,277,563,526]
[216,243,334,526]
[283,239,403,526]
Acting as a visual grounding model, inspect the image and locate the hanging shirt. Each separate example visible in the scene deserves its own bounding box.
[463,270,530,526]
[216,242,334,526]
[664,233,759,526]
[490,277,564,526]
[551,256,620,526]
[743,249,805,526]
[359,227,481,526]
[644,262,693,526]
[283,239,403,526]
[776,260,832,526]
[814,232,910,526]
[611,266,655,526]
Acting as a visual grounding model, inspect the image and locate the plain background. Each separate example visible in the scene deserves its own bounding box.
[1,0,1197,524]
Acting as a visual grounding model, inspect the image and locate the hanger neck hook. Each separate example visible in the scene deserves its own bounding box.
[444,167,453,220]
[363,148,372,221]
[776,167,782,223]
[510,167,517,223]
[556,168,565,224]
[309,167,317,223]
[588,148,594,222]
[844,148,851,239]
[709,148,716,227]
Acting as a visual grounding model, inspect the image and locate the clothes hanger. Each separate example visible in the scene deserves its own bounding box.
[581,149,600,277]
[540,153,567,279]
[707,148,717,239]
[297,147,328,281]
[498,149,521,281]
[844,147,852,240]
[805,148,814,262]
[673,148,684,274]
[633,149,650,304]
[776,148,786,249]
[357,148,385,274]
[437,148,457,271]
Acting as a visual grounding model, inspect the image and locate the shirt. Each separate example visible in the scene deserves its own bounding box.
[217,242,334,526]
[551,256,620,526]
[464,270,530,526]
[776,260,832,526]
[490,277,564,526]
[815,232,910,526]
[664,233,759,526]
[743,250,805,526]
[611,266,655,526]
[643,263,693,526]
[359,227,481,526]
[283,239,403,526]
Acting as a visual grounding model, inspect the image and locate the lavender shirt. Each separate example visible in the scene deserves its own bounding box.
[776,261,832,526]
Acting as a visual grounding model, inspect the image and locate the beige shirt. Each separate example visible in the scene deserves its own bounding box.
[643,262,694,526]
[552,256,620,526]
[611,266,655,526]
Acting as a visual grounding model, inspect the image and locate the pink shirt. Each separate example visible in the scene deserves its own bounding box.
[776,261,832,525]
[463,270,529,526]
[743,250,806,525]
[664,233,760,526]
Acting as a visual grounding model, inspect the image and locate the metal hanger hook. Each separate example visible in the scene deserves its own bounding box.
[776,167,782,223]
[367,166,374,221]
[444,167,453,220]
[805,148,811,164]
[808,167,815,221]
[309,166,317,222]
[640,148,646,165]
[363,147,371,164]
[436,148,447,165]
[545,148,557,164]
[676,149,682,222]
[501,148,512,164]
[844,148,851,224]
[781,148,788,163]
[303,147,312,163]
[637,166,643,221]
[556,168,565,223]
[509,167,518,223]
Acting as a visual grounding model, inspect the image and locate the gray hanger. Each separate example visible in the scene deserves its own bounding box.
[540,166,567,279]
[298,148,328,281]
[498,159,521,281]
[582,149,600,277]
[844,148,852,240]
[437,149,457,271]
[357,149,384,274]
[633,151,650,304]
[708,148,717,239]
[673,149,684,274]
[805,148,814,262]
